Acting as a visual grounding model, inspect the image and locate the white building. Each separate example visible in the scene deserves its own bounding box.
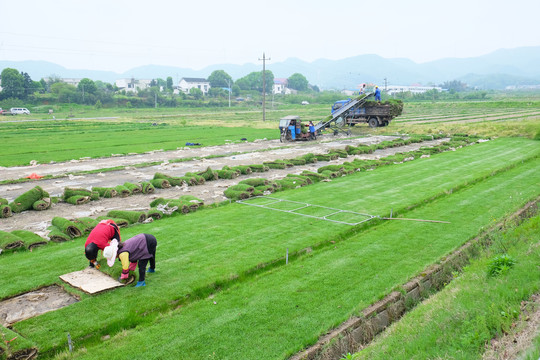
[273,78,293,94]
[178,78,210,95]
[386,85,442,95]
[115,78,153,93]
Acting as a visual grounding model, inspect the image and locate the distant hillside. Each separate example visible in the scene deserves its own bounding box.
[1,46,539,90]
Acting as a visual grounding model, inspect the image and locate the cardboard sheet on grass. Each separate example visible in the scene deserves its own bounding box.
[60,268,125,294]
[0,285,78,327]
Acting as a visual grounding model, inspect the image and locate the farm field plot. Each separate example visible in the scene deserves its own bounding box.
[0,120,278,167]
[72,156,540,360]
[1,137,539,359]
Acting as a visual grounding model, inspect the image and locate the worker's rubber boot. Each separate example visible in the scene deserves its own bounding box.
[147,268,155,273]
[135,281,146,287]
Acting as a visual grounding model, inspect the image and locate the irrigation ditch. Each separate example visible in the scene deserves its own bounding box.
[290,197,540,360]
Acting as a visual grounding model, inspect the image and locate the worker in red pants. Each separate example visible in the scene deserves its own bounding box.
[84,219,121,269]
[104,233,157,287]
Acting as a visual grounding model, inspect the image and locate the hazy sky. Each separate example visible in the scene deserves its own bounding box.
[1,0,539,73]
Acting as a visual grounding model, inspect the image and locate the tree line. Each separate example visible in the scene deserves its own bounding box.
[0,67,316,108]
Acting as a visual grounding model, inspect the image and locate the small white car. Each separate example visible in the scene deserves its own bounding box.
[301,101,309,105]
[10,107,30,115]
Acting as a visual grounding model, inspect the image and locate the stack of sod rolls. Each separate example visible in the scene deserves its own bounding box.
[9,186,51,213]
[0,197,12,218]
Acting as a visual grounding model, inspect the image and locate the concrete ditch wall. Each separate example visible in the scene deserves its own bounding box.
[290,198,539,360]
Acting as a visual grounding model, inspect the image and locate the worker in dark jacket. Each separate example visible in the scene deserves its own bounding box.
[104,233,157,287]
[84,219,120,269]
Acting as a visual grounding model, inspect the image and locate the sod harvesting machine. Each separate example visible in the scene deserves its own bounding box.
[279,93,403,142]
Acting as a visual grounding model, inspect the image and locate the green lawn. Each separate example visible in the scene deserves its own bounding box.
[1,138,538,359]
[0,121,279,166]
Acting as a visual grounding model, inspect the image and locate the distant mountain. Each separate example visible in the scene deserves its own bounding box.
[1,46,539,90]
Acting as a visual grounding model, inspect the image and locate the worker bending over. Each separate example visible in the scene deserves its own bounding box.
[84,219,120,269]
[104,233,157,287]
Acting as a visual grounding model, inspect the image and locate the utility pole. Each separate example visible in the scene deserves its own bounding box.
[226,78,231,108]
[384,77,388,91]
[259,52,270,121]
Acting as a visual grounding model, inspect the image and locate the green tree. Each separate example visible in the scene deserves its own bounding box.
[208,87,227,98]
[0,68,24,99]
[166,77,173,91]
[189,87,203,100]
[78,78,97,95]
[208,70,233,88]
[440,80,467,92]
[287,73,308,91]
[235,71,274,93]
[232,84,241,97]
[50,82,77,103]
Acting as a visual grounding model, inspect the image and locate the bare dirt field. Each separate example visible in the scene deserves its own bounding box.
[0,135,447,236]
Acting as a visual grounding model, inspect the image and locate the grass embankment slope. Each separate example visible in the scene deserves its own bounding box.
[67,140,540,359]
[354,214,540,360]
[1,137,538,359]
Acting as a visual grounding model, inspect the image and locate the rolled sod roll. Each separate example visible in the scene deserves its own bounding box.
[154,172,185,186]
[63,187,92,200]
[239,178,269,187]
[107,210,147,224]
[247,164,269,172]
[32,197,51,211]
[1,204,13,218]
[93,187,118,198]
[74,217,99,233]
[65,195,91,205]
[9,186,48,213]
[0,230,25,252]
[51,217,83,238]
[0,198,7,205]
[11,230,48,250]
[216,169,238,179]
[184,173,206,185]
[124,182,143,194]
[97,217,129,228]
[140,182,155,194]
[146,208,163,220]
[230,165,252,175]
[47,226,71,242]
[114,185,131,197]
[179,195,204,206]
[223,189,251,200]
[149,179,171,189]
[197,167,218,181]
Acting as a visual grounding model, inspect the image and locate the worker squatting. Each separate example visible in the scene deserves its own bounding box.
[84,219,157,287]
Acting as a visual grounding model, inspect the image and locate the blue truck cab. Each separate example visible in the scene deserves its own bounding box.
[331,99,366,117]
